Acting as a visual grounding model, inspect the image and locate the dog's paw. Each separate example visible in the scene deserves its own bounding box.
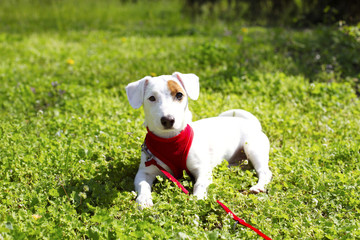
[194,192,206,200]
[193,189,208,200]
[136,195,153,210]
[249,185,266,194]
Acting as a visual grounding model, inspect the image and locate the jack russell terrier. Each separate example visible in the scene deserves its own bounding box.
[126,72,272,209]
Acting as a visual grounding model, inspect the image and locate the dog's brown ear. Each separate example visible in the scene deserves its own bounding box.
[172,72,199,100]
[125,76,151,109]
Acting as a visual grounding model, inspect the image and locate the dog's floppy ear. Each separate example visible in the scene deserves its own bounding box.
[125,76,151,109]
[172,72,199,100]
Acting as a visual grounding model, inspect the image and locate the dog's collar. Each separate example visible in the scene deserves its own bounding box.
[142,124,194,178]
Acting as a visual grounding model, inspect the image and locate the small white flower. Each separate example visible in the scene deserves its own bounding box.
[193,214,200,226]
[83,185,90,192]
[55,130,62,137]
[131,191,137,197]
[78,192,87,199]
[326,125,334,133]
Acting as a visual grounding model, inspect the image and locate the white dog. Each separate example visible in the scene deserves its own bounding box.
[126,72,272,209]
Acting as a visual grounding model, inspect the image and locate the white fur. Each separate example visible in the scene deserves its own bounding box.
[125,72,272,209]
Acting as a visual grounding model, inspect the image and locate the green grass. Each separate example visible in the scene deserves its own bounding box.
[1,0,360,239]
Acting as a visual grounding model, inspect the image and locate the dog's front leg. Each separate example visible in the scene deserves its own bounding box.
[134,170,156,209]
[134,155,160,209]
[193,170,213,200]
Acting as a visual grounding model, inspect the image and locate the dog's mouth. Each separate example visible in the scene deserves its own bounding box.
[162,126,175,131]
[148,121,184,138]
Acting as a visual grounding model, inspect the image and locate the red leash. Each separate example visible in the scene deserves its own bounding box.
[145,159,189,195]
[216,200,272,240]
[144,155,272,239]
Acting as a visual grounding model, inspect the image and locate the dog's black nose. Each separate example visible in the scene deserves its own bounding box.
[161,116,175,129]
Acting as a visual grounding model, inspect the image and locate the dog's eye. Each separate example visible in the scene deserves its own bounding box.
[175,92,183,100]
[148,96,156,102]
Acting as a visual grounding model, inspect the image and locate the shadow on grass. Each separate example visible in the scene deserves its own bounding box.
[60,156,139,214]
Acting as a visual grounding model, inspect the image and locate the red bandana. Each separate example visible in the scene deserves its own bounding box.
[145,124,194,179]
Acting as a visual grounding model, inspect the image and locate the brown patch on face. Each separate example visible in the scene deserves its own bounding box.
[167,80,185,99]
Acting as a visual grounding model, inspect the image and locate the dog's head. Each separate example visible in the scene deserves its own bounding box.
[126,72,199,138]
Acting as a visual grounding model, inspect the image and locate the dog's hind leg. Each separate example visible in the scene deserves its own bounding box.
[243,132,272,193]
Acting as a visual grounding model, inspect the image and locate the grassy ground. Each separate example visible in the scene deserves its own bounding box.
[1,0,360,239]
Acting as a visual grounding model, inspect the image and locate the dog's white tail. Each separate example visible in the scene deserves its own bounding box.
[219,109,262,130]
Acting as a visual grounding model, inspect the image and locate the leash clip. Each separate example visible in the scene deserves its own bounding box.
[141,142,154,162]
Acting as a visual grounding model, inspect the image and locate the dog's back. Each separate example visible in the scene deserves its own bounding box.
[218,109,262,131]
